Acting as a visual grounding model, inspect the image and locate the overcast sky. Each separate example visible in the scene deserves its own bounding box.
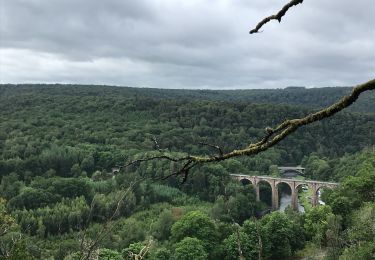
[0,0,374,89]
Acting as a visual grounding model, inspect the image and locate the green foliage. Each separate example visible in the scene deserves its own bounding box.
[152,209,175,241]
[0,173,23,200]
[115,218,146,249]
[302,154,331,180]
[0,198,16,236]
[90,190,136,222]
[98,248,122,260]
[325,215,343,260]
[303,205,333,245]
[52,239,79,260]
[13,197,90,236]
[31,177,94,201]
[340,242,375,260]
[1,239,35,260]
[122,242,145,259]
[0,84,374,259]
[260,212,305,259]
[340,203,375,259]
[149,247,171,260]
[171,211,217,252]
[0,85,373,181]
[8,187,61,210]
[173,237,208,260]
[324,150,375,222]
[149,184,196,205]
[268,165,280,177]
[226,187,257,224]
[223,230,258,260]
[182,164,229,201]
[211,183,258,224]
[331,147,375,181]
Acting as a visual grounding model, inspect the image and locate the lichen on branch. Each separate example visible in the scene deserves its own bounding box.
[124,79,375,182]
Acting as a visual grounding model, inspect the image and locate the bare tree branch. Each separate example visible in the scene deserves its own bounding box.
[127,239,153,260]
[119,154,189,172]
[123,79,375,181]
[250,0,304,34]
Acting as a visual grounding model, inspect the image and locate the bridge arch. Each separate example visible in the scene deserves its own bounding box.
[256,179,274,209]
[240,178,252,186]
[276,181,294,211]
[275,181,293,190]
[295,183,312,190]
[294,183,314,209]
[315,184,336,205]
[256,179,273,188]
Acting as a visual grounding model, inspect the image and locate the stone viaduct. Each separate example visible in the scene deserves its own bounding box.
[230,174,339,211]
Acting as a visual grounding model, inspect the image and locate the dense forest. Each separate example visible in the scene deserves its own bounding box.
[0,84,374,259]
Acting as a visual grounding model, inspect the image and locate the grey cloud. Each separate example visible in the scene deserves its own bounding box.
[0,0,374,89]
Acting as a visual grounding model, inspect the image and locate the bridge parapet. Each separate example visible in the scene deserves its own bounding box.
[231,174,338,186]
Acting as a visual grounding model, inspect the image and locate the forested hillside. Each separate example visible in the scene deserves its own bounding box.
[2,84,375,113]
[0,84,374,259]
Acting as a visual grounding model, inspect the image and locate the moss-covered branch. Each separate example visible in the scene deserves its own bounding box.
[125,79,375,181]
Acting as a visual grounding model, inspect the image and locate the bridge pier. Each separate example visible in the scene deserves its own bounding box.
[311,184,319,206]
[255,185,260,202]
[271,183,279,211]
[291,188,298,211]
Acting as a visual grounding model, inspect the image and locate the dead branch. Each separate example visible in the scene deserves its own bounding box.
[123,79,375,181]
[250,0,304,34]
[127,239,153,260]
[152,135,166,152]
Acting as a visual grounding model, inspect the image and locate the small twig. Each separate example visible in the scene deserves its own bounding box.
[199,142,224,156]
[123,155,187,167]
[79,178,146,260]
[250,0,304,34]
[160,160,198,184]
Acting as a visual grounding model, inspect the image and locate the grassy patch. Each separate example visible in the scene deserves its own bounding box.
[298,188,313,212]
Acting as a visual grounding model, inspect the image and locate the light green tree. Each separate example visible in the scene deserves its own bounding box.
[174,237,208,260]
[303,205,333,246]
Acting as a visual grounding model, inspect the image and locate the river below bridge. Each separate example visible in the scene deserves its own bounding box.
[278,193,305,213]
[278,190,325,213]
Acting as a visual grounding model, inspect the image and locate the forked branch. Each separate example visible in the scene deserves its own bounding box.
[250,0,304,34]
[123,79,375,182]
